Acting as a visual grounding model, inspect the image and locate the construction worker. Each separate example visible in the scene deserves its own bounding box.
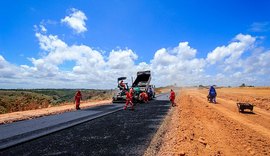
[169,89,176,107]
[124,91,134,110]
[119,80,126,90]
[144,92,149,103]
[74,90,82,110]
[139,91,149,103]
[139,92,144,102]
[129,87,134,96]
[147,86,153,99]
[208,86,217,104]
[129,87,134,103]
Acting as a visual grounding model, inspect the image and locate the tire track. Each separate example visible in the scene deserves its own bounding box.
[191,90,270,139]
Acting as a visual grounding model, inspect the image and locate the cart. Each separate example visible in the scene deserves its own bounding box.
[236,103,254,113]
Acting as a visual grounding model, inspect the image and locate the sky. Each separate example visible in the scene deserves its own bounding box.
[0,0,270,89]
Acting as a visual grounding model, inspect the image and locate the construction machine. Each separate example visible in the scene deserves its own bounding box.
[112,77,129,103]
[112,71,155,103]
[132,70,155,102]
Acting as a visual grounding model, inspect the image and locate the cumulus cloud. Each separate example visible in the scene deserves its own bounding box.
[243,48,270,75]
[10,32,142,88]
[107,49,138,69]
[61,8,87,34]
[0,55,18,78]
[1,32,270,88]
[150,42,205,86]
[32,32,106,80]
[207,34,256,65]
[205,34,270,86]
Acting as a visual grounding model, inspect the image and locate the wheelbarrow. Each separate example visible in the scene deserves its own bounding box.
[236,103,254,113]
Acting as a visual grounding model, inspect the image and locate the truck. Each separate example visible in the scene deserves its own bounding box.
[112,71,155,103]
[132,70,155,102]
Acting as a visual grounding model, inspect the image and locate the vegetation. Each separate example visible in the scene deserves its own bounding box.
[240,83,246,87]
[0,89,114,114]
[239,83,254,87]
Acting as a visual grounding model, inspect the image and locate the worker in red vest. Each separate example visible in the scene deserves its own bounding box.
[74,90,82,110]
[144,92,149,103]
[124,91,134,110]
[139,91,149,103]
[129,87,135,104]
[169,89,176,107]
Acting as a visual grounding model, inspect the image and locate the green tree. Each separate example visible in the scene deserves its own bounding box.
[240,83,246,87]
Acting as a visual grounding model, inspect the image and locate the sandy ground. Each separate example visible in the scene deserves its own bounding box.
[0,100,111,124]
[145,87,270,156]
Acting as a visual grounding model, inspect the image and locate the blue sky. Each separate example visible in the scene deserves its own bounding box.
[0,0,270,88]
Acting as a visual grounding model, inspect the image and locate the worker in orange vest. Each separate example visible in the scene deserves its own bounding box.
[144,92,149,103]
[139,91,148,103]
[169,89,176,107]
[129,87,134,104]
[74,90,82,110]
[124,91,134,110]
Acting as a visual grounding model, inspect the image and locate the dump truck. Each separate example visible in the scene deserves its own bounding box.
[112,71,155,103]
[132,70,154,102]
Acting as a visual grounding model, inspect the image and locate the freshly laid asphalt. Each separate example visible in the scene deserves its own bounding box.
[0,94,170,156]
[0,104,124,150]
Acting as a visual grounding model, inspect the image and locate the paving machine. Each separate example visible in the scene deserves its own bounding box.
[112,77,129,103]
[112,71,155,103]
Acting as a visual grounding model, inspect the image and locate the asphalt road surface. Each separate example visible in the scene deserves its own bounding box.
[0,94,170,156]
[0,104,123,150]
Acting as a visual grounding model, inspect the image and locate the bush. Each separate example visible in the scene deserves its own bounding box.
[0,89,114,114]
[0,105,7,114]
[240,83,246,87]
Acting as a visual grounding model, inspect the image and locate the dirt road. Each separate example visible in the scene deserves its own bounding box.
[149,88,270,156]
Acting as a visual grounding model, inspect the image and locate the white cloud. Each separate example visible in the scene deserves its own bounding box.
[243,48,270,75]
[107,49,138,69]
[35,33,67,51]
[249,22,270,32]
[203,34,270,86]
[136,62,151,71]
[25,32,143,88]
[0,55,18,78]
[40,25,47,33]
[33,33,106,79]
[61,8,87,34]
[152,48,178,66]
[150,42,205,86]
[1,32,270,88]
[33,24,47,33]
[172,42,197,59]
[207,34,256,65]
